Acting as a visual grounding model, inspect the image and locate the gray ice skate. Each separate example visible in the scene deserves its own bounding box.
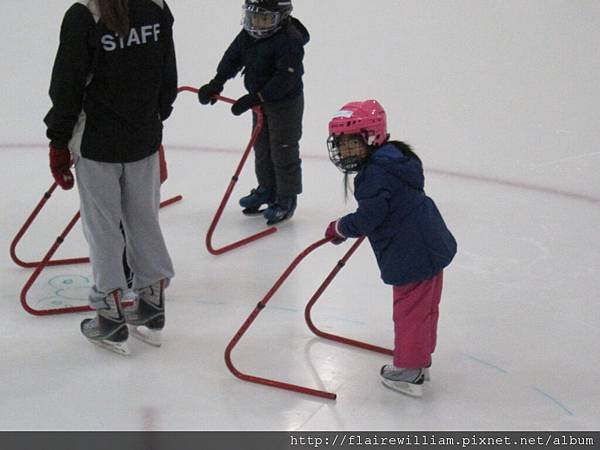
[81,291,129,355]
[380,365,427,397]
[125,280,165,347]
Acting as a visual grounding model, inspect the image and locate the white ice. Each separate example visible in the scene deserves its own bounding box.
[0,0,599,431]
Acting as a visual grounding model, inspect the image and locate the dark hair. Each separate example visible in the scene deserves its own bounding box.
[342,140,422,200]
[342,144,375,201]
[97,0,130,37]
[387,140,422,164]
[343,172,353,201]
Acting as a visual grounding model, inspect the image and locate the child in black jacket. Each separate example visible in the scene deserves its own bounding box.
[198,0,309,225]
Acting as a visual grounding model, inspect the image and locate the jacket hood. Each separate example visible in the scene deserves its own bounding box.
[287,17,310,46]
[370,142,424,191]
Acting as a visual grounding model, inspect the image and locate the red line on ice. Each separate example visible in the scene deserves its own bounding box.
[3,142,598,205]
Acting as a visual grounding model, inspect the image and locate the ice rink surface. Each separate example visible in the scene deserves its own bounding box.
[0,0,599,430]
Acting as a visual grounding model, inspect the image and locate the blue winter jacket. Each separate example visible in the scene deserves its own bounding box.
[338,142,457,286]
[215,17,309,102]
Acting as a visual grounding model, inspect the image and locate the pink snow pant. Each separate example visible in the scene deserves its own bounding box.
[392,270,443,368]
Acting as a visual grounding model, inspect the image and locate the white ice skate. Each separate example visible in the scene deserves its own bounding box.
[125,281,165,347]
[380,365,426,397]
[128,325,162,347]
[80,295,130,356]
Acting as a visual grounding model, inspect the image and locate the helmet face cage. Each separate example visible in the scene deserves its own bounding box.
[242,1,293,39]
[327,133,370,174]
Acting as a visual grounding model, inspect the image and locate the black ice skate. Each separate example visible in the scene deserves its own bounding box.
[125,280,165,347]
[239,186,275,216]
[380,365,427,397]
[263,195,297,225]
[80,291,129,355]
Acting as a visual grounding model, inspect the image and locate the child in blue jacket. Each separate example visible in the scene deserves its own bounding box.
[197,0,309,225]
[325,100,457,397]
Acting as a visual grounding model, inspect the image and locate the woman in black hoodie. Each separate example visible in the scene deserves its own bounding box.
[45,0,177,354]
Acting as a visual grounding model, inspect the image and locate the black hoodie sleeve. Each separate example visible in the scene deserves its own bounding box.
[159,1,177,121]
[44,4,96,149]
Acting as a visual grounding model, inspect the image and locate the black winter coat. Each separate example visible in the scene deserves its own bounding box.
[215,17,309,103]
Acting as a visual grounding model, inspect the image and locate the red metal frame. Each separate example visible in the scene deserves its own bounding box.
[225,237,337,400]
[304,237,393,356]
[225,236,393,400]
[11,183,183,269]
[177,86,277,255]
[20,194,183,316]
[10,182,89,268]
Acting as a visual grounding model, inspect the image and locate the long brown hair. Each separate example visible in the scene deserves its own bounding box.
[97,0,130,37]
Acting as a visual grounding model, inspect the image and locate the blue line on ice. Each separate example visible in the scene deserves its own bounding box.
[533,387,575,416]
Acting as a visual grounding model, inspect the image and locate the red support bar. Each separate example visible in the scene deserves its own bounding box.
[20,195,183,316]
[177,86,277,255]
[10,184,183,269]
[20,211,89,316]
[304,237,393,356]
[10,182,89,268]
[159,194,184,209]
[224,237,337,400]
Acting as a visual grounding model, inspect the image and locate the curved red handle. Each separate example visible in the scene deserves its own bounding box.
[177,86,249,108]
[177,85,274,255]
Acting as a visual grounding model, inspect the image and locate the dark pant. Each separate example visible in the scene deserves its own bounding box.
[252,94,304,197]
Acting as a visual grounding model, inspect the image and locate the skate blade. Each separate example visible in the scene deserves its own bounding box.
[265,214,294,226]
[381,379,423,397]
[87,338,130,356]
[242,207,267,216]
[129,326,162,347]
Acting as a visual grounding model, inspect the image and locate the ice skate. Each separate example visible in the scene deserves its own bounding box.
[263,195,297,225]
[81,291,129,355]
[380,365,426,397]
[239,186,274,216]
[125,280,165,347]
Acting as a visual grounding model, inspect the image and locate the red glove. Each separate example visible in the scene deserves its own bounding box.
[49,145,74,190]
[325,220,346,245]
[158,145,168,184]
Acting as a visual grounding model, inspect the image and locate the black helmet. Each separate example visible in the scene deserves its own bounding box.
[242,0,293,39]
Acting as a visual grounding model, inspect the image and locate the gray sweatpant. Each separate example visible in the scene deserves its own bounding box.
[74,152,174,309]
[252,94,304,197]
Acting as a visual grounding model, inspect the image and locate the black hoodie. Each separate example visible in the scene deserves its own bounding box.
[44,0,177,163]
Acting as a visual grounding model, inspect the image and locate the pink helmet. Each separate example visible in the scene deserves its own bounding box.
[328,99,388,146]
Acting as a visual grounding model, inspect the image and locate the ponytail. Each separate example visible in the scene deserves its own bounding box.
[343,173,353,201]
[387,140,422,165]
[97,0,130,37]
